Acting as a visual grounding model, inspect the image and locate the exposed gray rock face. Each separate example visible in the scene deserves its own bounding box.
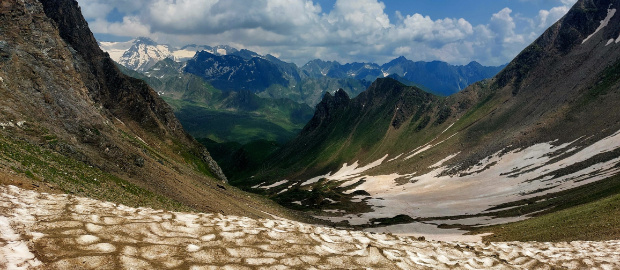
[200,149,228,183]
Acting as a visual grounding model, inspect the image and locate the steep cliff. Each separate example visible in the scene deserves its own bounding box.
[0,0,291,219]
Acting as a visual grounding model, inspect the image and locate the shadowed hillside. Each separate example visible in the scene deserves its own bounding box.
[0,0,299,220]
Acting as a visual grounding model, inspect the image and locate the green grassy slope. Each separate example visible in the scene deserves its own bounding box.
[234,78,464,186]
[477,175,620,242]
[198,138,280,178]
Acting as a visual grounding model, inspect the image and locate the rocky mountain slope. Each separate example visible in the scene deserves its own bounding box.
[185,51,292,93]
[0,0,298,220]
[241,0,620,238]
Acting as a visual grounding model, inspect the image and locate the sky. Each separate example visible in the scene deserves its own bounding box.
[78,0,578,66]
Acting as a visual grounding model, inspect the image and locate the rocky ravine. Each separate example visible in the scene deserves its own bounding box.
[0,185,618,270]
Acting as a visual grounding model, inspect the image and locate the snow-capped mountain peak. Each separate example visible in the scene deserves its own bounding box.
[99,38,241,72]
[116,37,174,72]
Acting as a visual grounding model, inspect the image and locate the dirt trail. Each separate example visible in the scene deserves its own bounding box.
[0,185,618,269]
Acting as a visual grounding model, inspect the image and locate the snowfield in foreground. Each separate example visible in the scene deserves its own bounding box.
[0,185,619,269]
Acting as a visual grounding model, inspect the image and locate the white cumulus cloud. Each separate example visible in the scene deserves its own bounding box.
[77,0,577,66]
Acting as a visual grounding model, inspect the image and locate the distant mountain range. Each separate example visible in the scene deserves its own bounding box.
[103,37,506,178]
[300,57,504,96]
[99,37,238,72]
[100,38,506,102]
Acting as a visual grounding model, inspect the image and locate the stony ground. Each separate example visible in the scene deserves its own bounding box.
[0,185,618,269]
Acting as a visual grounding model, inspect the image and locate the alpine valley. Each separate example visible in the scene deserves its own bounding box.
[1,0,620,269]
[239,0,620,242]
[101,37,504,177]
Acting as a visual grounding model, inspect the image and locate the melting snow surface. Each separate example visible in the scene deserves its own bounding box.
[606,38,615,46]
[301,155,389,186]
[1,185,619,269]
[259,180,289,190]
[405,133,459,160]
[310,128,620,236]
[387,153,404,162]
[582,8,617,44]
[430,152,460,168]
[0,209,42,269]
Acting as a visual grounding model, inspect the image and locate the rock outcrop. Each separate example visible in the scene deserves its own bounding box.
[0,0,290,220]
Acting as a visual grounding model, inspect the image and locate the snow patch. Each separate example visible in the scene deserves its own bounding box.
[301,173,331,186]
[0,121,15,129]
[405,144,433,160]
[405,122,458,160]
[1,185,619,267]
[0,214,42,269]
[442,122,456,134]
[260,180,289,190]
[99,40,135,62]
[405,133,458,160]
[350,130,620,224]
[365,222,490,242]
[135,136,148,146]
[582,8,616,44]
[324,198,338,204]
[314,128,620,236]
[323,209,345,213]
[76,235,100,245]
[330,155,388,181]
[186,244,200,252]
[301,155,389,187]
[387,154,403,162]
[350,195,368,203]
[430,152,460,168]
[172,49,198,61]
[0,121,24,129]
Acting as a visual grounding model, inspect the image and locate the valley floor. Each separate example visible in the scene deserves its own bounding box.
[1,185,619,269]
